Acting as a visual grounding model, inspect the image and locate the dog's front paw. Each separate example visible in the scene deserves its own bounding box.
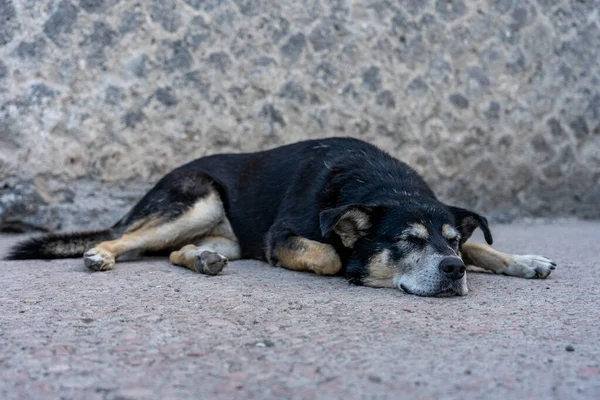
[504,255,556,279]
[194,251,228,275]
[84,248,116,271]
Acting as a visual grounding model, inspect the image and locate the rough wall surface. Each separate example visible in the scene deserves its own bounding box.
[0,0,599,231]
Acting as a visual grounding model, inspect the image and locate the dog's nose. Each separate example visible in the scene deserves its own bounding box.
[439,257,466,281]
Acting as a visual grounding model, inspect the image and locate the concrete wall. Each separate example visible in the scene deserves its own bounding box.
[0,0,599,232]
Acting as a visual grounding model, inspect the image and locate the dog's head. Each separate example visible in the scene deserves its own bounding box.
[320,200,492,297]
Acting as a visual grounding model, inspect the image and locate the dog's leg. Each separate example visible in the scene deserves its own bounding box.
[169,218,240,275]
[461,242,556,279]
[84,191,225,271]
[169,236,240,275]
[271,236,342,275]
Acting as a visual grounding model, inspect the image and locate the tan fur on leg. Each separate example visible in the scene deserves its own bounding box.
[461,242,555,279]
[274,236,342,275]
[84,192,225,271]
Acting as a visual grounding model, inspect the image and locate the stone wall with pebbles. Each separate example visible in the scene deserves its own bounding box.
[0,0,599,231]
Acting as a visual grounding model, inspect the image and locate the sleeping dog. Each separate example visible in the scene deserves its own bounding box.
[7,137,556,296]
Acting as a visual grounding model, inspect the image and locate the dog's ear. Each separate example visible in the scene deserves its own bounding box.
[447,206,493,246]
[320,205,374,248]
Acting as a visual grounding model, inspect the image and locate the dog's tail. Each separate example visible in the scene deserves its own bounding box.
[5,229,117,260]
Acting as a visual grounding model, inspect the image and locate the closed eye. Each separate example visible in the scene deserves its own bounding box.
[447,236,460,247]
[404,235,427,246]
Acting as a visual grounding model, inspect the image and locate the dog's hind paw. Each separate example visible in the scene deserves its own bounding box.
[84,248,116,271]
[505,255,556,279]
[194,251,228,275]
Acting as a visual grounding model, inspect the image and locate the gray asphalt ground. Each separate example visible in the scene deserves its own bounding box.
[1,220,599,400]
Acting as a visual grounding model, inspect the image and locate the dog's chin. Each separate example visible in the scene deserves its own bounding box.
[399,281,468,297]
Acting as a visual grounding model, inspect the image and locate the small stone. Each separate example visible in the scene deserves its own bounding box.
[79,0,118,13]
[368,375,382,383]
[511,7,528,29]
[569,116,589,139]
[43,0,79,46]
[435,0,467,21]
[0,0,18,47]
[466,66,490,86]
[565,345,575,352]
[16,36,47,60]
[499,22,522,45]
[183,70,211,94]
[127,54,150,78]
[427,58,452,86]
[184,16,211,49]
[25,83,59,107]
[83,21,118,49]
[254,339,274,348]
[252,59,273,69]
[208,52,232,73]
[278,81,306,104]
[154,87,178,107]
[105,85,124,105]
[160,40,193,73]
[494,0,513,14]
[151,0,182,33]
[586,94,600,122]
[119,10,145,34]
[391,11,406,28]
[0,60,7,80]
[233,0,263,17]
[376,91,395,109]
[313,62,339,89]
[404,0,430,16]
[449,93,469,109]
[536,0,560,13]
[309,20,340,52]
[280,33,306,65]
[484,101,501,121]
[550,8,572,33]
[81,21,119,68]
[260,103,286,127]
[530,134,555,161]
[406,77,428,96]
[123,110,145,128]
[261,15,290,43]
[362,66,382,92]
[547,118,564,137]
[183,0,202,9]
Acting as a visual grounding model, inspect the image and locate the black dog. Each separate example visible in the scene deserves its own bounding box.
[7,138,555,296]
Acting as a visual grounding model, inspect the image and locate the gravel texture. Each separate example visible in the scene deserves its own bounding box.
[1,0,600,232]
[1,219,599,399]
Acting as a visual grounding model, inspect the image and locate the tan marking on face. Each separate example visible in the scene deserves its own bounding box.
[442,224,460,241]
[275,237,342,275]
[402,223,429,240]
[363,249,395,287]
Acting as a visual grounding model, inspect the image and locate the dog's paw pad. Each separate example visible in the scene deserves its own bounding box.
[83,248,115,271]
[195,251,228,275]
[506,255,556,279]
